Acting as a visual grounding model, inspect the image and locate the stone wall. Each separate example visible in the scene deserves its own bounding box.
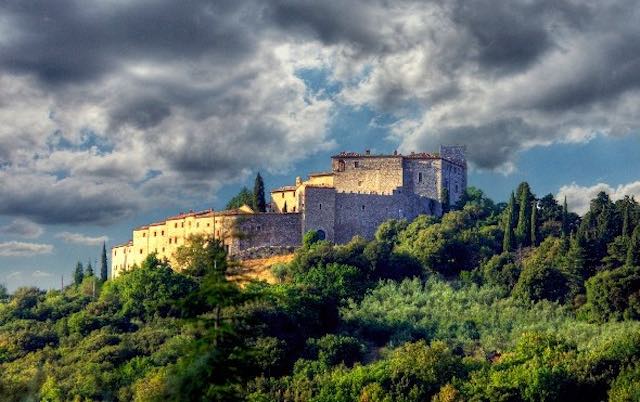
[302,186,337,241]
[403,158,441,200]
[332,191,431,243]
[332,156,404,195]
[233,213,302,255]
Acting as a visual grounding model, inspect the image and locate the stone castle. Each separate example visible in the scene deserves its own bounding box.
[111,145,466,277]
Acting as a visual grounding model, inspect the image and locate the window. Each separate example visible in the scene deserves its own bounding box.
[174,223,177,228]
[362,205,365,210]
[317,229,326,240]
[455,184,459,192]
[162,247,165,252]
[142,233,146,238]
[114,251,117,256]
[354,161,359,168]
[139,249,143,254]
[358,180,362,186]
[319,203,322,210]
[293,206,296,212]
[337,160,345,172]
[418,172,423,183]
[161,230,164,235]
[207,223,210,227]
[282,193,285,199]
[154,231,157,237]
[257,225,261,230]
[169,238,172,244]
[196,222,199,228]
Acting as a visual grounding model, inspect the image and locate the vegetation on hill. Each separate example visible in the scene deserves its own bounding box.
[226,173,267,211]
[1,184,640,401]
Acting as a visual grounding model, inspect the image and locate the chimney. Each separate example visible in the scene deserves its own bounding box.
[393,150,398,156]
[365,149,371,156]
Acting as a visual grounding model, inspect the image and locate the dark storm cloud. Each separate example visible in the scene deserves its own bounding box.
[1,0,640,227]
[0,0,256,85]
[0,172,141,225]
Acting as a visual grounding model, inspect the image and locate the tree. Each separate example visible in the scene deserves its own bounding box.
[73,262,84,286]
[531,200,539,247]
[100,242,108,282]
[626,225,640,267]
[562,196,569,237]
[253,173,266,212]
[84,262,94,277]
[515,182,534,247]
[0,283,8,302]
[174,234,228,277]
[581,265,640,322]
[225,187,254,210]
[503,192,516,253]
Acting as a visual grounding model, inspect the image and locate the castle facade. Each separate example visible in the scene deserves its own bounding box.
[111,145,466,277]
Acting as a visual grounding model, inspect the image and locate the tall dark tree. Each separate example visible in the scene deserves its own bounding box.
[85,262,94,278]
[531,200,539,247]
[503,192,516,253]
[73,262,84,286]
[100,242,108,282]
[253,173,266,212]
[515,182,534,247]
[562,196,569,237]
[626,225,640,267]
[622,200,632,238]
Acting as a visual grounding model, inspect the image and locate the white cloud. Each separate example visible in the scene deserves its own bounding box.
[56,232,109,246]
[0,241,54,257]
[32,270,53,278]
[556,181,640,215]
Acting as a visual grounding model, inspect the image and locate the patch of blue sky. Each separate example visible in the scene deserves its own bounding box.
[471,134,640,202]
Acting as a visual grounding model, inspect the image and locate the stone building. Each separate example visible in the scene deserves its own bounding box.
[111,145,466,277]
[283,145,467,243]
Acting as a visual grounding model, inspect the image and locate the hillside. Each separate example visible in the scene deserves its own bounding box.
[1,184,640,401]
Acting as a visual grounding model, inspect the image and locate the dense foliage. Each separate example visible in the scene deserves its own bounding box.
[2,185,640,401]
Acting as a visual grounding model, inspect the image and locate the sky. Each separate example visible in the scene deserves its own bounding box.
[1,0,639,291]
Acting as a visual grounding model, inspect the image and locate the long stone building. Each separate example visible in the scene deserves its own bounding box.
[111,145,466,277]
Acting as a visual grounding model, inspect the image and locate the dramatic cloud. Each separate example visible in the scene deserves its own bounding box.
[557,181,640,215]
[0,241,54,257]
[56,232,109,246]
[0,0,639,225]
[0,218,44,239]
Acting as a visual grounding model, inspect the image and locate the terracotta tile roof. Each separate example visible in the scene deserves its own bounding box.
[308,171,333,177]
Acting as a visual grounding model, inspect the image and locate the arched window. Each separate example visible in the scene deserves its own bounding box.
[317,229,326,240]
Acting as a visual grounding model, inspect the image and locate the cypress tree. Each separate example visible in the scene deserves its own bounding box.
[503,192,516,252]
[253,173,266,212]
[85,262,94,277]
[515,182,533,247]
[626,225,640,267]
[100,243,108,282]
[531,199,539,247]
[73,262,84,286]
[562,196,569,237]
[622,202,632,238]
